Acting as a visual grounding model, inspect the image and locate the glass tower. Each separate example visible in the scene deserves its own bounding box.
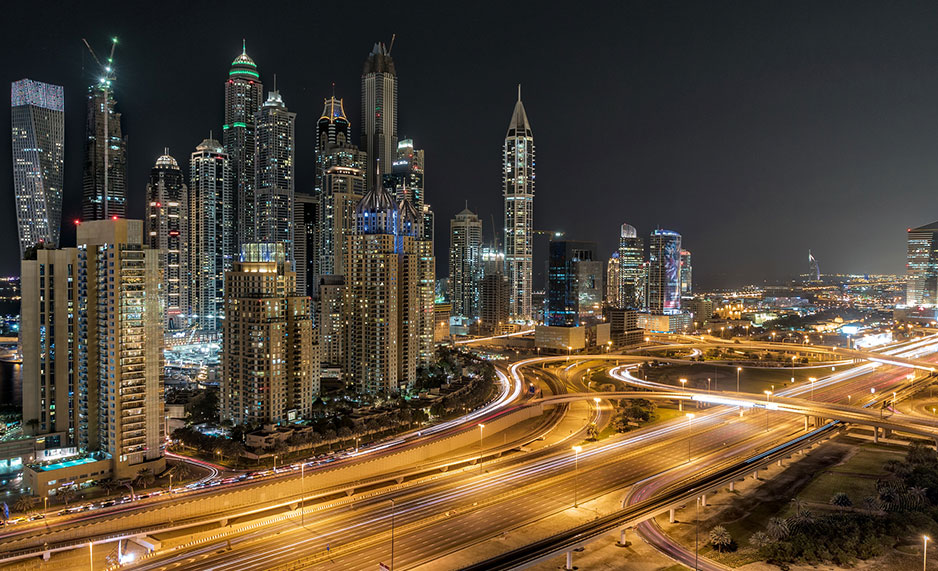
[504,86,535,321]
[224,43,263,249]
[361,42,398,190]
[648,229,682,313]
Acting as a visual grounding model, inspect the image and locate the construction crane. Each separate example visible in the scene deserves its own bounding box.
[82,36,118,218]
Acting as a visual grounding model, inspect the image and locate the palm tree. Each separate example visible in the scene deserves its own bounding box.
[748,531,772,548]
[13,496,37,514]
[99,479,119,497]
[830,492,852,508]
[767,517,790,540]
[709,525,733,552]
[906,486,927,511]
[135,468,156,489]
[57,487,77,507]
[172,463,193,482]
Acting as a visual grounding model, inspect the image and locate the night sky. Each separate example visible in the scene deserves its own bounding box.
[4,1,938,287]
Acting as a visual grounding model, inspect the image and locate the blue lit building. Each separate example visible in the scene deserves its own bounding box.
[648,229,682,313]
[546,240,603,327]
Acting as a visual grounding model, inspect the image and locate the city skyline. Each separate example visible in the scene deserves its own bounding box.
[6,4,938,286]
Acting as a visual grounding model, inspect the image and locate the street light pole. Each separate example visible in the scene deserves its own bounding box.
[478,424,485,473]
[301,463,305,527]
[737,367,741,393]
[390,498,396,571]
[679,378,687,411]
[572,445,582,508]
[924,535,929,571]
[686,413,695,462]
[764,390,772,432]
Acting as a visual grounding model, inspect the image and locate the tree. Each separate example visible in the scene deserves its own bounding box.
[172,463,193,482]
[830,492,852,508]
[99,479,120,496]
[767,517,790,540]
[13,495,38,514]
[57,487,77,507]
[135,468,156,489]
[748,531,772,548]
[586,423,599,440]
[709,525,733,552]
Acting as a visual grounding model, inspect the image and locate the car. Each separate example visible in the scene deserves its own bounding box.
[101,500,116,508]
[28,514,45,521]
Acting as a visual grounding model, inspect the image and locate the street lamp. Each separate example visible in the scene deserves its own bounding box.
[736,367,742,393]
[764,390,772,432]
[389,498,396,571]
[593,397,601,417]
[300,463,306,527]
[707,377,711,393]
[924,535,930,571]
[572,445,582,508]
[679,378,687,411]
[478,424,485,472]
[685,413,695,462]
[809,377,816,401]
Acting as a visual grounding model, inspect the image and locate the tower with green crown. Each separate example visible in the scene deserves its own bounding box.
[224,41,263,249]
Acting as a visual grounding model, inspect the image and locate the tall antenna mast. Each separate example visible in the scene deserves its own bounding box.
[388,33,397,54]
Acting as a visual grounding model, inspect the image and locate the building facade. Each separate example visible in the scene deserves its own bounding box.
[680,249,692,295]
[906,222,938,306]
[546,240,604,327]
[82,83,126,220]
[11,79,65,257]
[503,87,535,321]
[254,90,296,267]
[606,253,622,308]
[618,223,645,309]
[361,42,398,190]
[449,208,483,319]
[224,44,264,249]
[647,229,682,313]
[318,160,367,280]
[294,193,317,297]
[189,138,233,333]
[222,243,318,425]
[146,150,188,330]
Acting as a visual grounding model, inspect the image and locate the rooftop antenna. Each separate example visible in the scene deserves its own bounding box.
[82,36,119,219]
[273,73,277,92]
[518,83,521,101]
[331,81,335,98]
[242,38,246,55]
[388,33,396,54]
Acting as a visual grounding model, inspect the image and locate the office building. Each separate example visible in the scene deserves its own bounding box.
[224,43,264,249]
[82,82,126,220]
[503,86,535,321]
[906,222,938,306]
[647,229,682,313]
[189,137,233,333]
[449,208,483,319]
[606,253,622,308]
[222,243,319,425]
[361,41,398,190]
[146,150,188,330]
[546,240,604,327]
[254,90,296,266]
[479,272,510,334]
[11,79,65,257]
[680,249,692,295]
[618,223,644,309]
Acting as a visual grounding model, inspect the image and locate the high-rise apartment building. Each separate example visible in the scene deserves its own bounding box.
[361,42,398,189]
[294,193,317,297]
[254,90,296,266]
[647,229,682,313]
[224,43,264,249]
[11,79,65,258]
[906,222,938,306]
[503,86,535,321]
[189,138,233,333]
[546,240,604,327]
[343,185,420,393]
[77,219,164,479]
[618,223,645,309]
[480,273,510,334]
[606,253,622,308]
[146,150,188,330]
[449,208,483,319]
[680,249,692,295]
[21,247,80,444]
[82,82,126,220]
[222,243,318,425]
[388,139,424,207]
[318,163,367,280]
[316,275,345,367]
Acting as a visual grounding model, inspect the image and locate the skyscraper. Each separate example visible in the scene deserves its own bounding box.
[146,150,188,330]
[224,43,263,249]
[294,193,317,297]
[647,229,682,313]
[361,41,398,190]
[76,219,164,479]
[11,79,65,258]
[906,222,938,305]
[254,90,296,266]
[680,249,692,295]
[189,137,233,333]
[606,252,622,308]
[82,81,126,220]
[222,243,318,425]
[503,86,535,321]
[546,240,603,327]
[449,208,483,319]
[618,223,645,309]
[343,183,419,393]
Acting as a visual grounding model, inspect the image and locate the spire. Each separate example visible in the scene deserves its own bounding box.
[506,85,532,138]
[518,83,521,102]
[242,38,246,55]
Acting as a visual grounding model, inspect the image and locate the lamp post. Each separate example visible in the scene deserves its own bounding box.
[478,424,485,473]
[572,445,582,508]
[848,394,852,405]
[809,377,816,401]
[736,367,742,393]
[707,377,711,393]
[593,397,601,418]
[924,535,930,571]
[679,378,687,411]
[300,463,305,527]
[764,390,772,432]
[686,413,695,462]
[389,498,396,571]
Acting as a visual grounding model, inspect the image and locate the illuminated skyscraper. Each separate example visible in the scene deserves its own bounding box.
[503,86,535,321]
[146,150,188,330]
[222,243,318,425]
[618,223,645,309]
[449,208,483,319]
[11,79,64,258]
[189,137,233,333]
[254,90,296,266]
[606,253,622,308]
[224,43,263,248]
[906,222,938,305]
[647,229,682,313]
[361,41,398,190]
[680,249,692,294]
[82,82,126,220]
[294,193,317,297]
[546,240,603,327]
